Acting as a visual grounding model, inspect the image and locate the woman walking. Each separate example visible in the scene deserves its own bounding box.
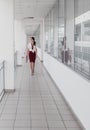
[27,37,37,75]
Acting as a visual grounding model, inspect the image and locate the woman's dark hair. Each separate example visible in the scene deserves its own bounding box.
[31,37,36,45]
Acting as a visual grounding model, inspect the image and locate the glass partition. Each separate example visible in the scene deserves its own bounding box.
[44,0,65,60]
[35,0,90,80]
[74,0,90,79]
[34,26,40,48]
[0,61,5,100]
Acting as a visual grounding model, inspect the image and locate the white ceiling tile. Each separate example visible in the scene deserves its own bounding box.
[15,0,56,35]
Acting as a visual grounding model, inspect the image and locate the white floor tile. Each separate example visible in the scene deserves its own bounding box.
[0,114,15,120]
[31,120,48,128]
[14,120,31,127]
[48,120,65,128]
[32,128,48,130]
[64,121,81,128]
[0,120,14,127]
[14,128,31,130]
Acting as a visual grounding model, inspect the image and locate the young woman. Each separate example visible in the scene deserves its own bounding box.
[27,37,37,75]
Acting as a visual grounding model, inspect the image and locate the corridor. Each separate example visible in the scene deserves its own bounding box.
[0,59,82,130]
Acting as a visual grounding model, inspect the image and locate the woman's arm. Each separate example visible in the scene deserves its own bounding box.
[35,47,37,59]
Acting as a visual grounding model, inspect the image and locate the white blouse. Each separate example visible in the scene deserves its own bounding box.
[28,43,36,53]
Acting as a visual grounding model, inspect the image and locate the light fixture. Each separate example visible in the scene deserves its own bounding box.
[23,17,34,19]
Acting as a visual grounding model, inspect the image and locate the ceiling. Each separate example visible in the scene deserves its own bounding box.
[15,0,56,35]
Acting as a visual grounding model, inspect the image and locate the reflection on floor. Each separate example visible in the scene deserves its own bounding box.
[0,59,83,130]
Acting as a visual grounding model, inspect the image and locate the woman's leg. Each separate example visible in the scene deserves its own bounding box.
[30,62,33,74]
[33,52,36,74]
[32,62,35,74]
[33,62,35,73]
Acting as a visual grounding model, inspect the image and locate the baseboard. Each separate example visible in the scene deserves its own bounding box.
[4,89,15,93]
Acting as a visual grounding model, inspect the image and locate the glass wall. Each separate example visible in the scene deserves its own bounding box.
[34,25,40,48]
[44,0,59,57]
[58,0,65,61]
[34,0,90,80]
[44,0,65,60]
[74,0,90,79]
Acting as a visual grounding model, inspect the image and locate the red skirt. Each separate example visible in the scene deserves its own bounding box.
[29,51,36,63]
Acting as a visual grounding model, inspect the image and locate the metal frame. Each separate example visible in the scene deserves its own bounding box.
[0,61,5,100]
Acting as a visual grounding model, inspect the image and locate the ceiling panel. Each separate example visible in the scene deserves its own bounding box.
[15,0,56,35]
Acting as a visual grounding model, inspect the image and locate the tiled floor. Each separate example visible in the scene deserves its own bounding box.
[0,59,83,130]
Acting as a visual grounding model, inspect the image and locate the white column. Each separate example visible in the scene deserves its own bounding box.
[54,26,58,58]
[65,0,74,66]
[15,20,27,57]
[40,19,45,62]
[48,14,51,53]
[40,23,42,61]
[42,19,45,62]
[0,0,14,91]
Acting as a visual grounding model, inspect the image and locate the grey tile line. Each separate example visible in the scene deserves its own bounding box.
[35,75,49,130]
[36,60,67,129]
[42,63,82,129]
[13,65,25,130]
[40,63,68,129]
[28,66,32,128]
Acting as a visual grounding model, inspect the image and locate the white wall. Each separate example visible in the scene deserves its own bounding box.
[0,0,14,90]
[37,48,42,61]
[15,20,27,56]
[37,48,90,130]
